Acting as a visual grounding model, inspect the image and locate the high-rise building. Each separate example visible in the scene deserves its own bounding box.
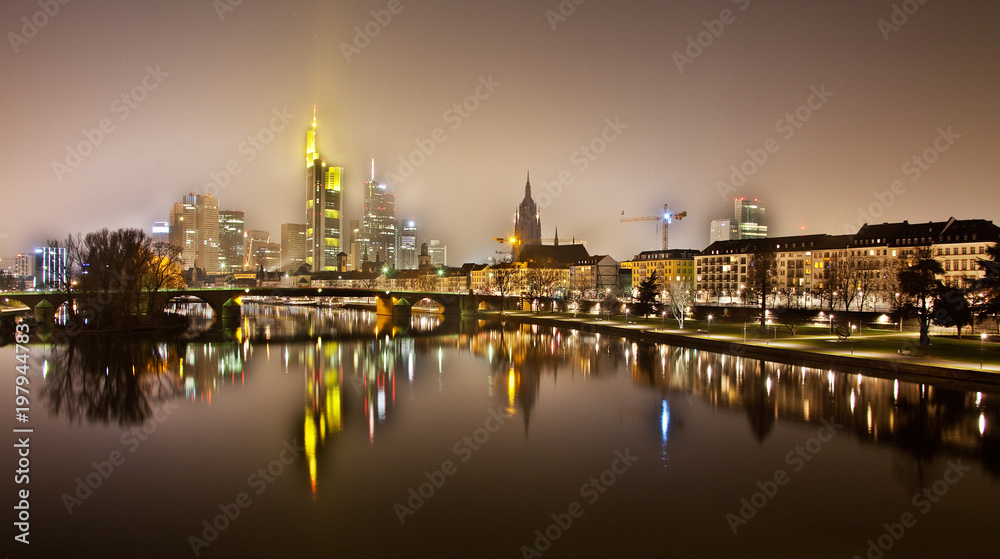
[281,223,307,271]
[305,107,345,272]
[710,218,734,243]
[169,193,220,274]
[27,246,67,289]
[348,219,361,271]
[733,197,767,239]
[513,172,541,258]
[218,210,245,272]
[360,159,398,269]
[14,253,31,279]
[398,218,418,270]
[244,230,270,269]
[427,239,447,267]
[151,222,170,244]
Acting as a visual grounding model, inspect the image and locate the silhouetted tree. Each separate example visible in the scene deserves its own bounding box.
[745,245,777,334]
[932,287,972,338]
[633,271,659,317]
[898,247,944,347]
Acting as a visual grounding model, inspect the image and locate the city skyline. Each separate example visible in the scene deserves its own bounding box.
[2,1,998,264]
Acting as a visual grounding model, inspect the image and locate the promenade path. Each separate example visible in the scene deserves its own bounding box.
[491,310,1000,385]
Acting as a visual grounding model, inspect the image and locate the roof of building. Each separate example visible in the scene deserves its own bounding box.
[517,243,590,265]
[632,249,699,261]
[700,234,853,256]
[854,218,1000,247]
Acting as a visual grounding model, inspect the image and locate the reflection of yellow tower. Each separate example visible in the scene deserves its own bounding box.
[303,342,343,496]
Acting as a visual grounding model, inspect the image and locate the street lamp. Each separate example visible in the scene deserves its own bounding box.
[707,314,713,338]
[982,333,988,369]
[625,308,630,325]
[829,313,834,334]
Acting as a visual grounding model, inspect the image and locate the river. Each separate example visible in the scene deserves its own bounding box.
[3,303,998,558]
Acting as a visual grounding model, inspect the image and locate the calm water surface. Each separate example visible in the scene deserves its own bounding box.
[4,303,999,558]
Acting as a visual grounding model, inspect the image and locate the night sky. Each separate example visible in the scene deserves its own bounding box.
[2,0,998,265]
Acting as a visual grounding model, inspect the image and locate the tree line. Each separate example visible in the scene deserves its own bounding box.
[48,228,186,330]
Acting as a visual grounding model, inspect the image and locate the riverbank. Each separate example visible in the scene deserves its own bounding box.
[488,310,1000,389]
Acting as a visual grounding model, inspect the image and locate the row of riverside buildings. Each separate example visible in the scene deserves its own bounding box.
[298,170,1000,313]
[281,216,998,315]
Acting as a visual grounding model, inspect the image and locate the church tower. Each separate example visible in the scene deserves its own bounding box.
[512,172,542,259]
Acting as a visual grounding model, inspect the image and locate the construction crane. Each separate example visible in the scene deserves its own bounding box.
[620,204,687,250]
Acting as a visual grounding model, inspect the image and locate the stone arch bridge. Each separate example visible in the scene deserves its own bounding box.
[4,287,501,323]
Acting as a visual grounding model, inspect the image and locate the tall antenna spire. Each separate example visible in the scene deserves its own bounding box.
[371,157,375,181]
[312,105,317,128]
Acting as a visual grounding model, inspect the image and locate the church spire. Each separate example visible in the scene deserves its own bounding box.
[554,226,559,246]
[525,171,531,199]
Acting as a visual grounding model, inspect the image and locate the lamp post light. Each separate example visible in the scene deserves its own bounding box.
[982,333,988,369]
[829,313,834,334]
[625,308,630,325]
[707,314,713,338]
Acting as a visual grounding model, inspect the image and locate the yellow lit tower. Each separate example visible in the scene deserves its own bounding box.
[305,106,345,272]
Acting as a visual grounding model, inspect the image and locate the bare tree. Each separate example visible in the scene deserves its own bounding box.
[489,259,522,314]
[745,245,777,334]
[663,278,693,328]
[143,242,186,315]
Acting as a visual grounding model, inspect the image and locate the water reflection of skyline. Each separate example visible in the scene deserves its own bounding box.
[38,305,1000,497]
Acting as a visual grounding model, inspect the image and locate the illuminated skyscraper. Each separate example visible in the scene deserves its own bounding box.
[398,218,418,270]
[169,193,219,274]
[281,223,307,271]
[218,210,245,272]
[733,198,767,240]
[360,159,398,269]
[513,172,541,258]
[305,106,345,272]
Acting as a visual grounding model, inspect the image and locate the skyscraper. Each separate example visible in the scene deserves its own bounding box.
[169,193,220,274]
[281,223,306,271]
[710,218,734,242]
[305,107,345,272]
[513,172,541,258]
[218,210,245,272]
[733,197,767,240]
[398,218,418,270]
[360,159,398,269]
[427,239,447,267]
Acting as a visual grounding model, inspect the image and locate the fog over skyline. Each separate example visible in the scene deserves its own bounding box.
[2,0,998,264]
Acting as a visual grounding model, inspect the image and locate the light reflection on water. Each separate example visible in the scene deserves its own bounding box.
[11,303,1000,558]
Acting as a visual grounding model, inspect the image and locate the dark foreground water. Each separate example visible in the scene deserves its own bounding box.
[4,304,999,558]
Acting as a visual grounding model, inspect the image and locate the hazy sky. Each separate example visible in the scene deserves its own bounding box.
[2,0,998,265]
